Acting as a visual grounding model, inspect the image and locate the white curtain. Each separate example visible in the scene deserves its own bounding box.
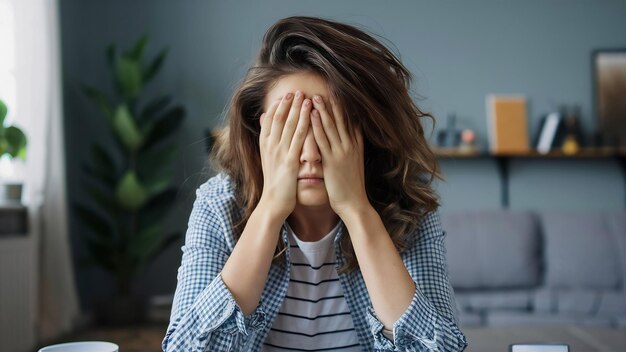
[13,0,81,345]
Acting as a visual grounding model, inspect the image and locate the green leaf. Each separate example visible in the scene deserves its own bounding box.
[129,223,160,260]
[129,34,148,61]
[137,143,178,188]
[143,171,174,196]
[90,143,117,177]
[73,203,114,240]
[5,126,27,160]
[84,236,117,273]
[81,84,113,123]
[142,169,176,197]
[17,147,26,160]
[143,48,168,85]
[81,162,116,189]
[115,170,149,211]
[138,188,178,228]
[84,183,117,217]
[141,106,185,152]
[112,105,143,152]
[134,232,181,276]
[0,99,7,125]
[138,95,171,125]
[114,56,143,100]
[136,95,173,141]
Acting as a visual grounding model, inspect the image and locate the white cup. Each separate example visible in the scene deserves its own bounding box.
[38,341,119,352]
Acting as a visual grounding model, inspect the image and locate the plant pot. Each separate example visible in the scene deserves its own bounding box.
[94,294,147,326]
[0,182,22,204]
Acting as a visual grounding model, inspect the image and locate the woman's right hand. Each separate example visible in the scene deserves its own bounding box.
[258,90,312,220]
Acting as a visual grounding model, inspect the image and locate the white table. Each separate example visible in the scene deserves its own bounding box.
[463,326,626,352]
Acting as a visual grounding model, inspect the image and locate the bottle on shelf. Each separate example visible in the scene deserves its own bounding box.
[560,105,583,155]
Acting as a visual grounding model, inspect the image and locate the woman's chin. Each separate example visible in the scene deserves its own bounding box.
[296,189,330,208]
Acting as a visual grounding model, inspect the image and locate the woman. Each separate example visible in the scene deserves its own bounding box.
[162,16,468,352]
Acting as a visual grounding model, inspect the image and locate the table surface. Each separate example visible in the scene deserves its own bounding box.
[36,324,626,352]
[463,326,626,352]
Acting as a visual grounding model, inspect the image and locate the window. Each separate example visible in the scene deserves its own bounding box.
[0,0,17,178]
[0,0,16,118]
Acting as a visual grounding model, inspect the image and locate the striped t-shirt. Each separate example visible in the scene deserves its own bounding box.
[262,221,361,351]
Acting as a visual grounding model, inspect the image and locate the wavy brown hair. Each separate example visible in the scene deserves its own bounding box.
[210,16,444,273]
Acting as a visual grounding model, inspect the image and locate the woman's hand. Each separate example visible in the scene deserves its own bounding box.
[310,95,370,218]
[258,91,312,220]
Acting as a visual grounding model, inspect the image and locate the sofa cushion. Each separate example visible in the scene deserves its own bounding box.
[555,290,600,315]
[606,212,626,289]
[597,291,626,315]
[615,316,626,328]
[486,312,613,327]
[456,290,532,312]
[442,210,540,289]
[542,212,621,289]
[533,288,626,317]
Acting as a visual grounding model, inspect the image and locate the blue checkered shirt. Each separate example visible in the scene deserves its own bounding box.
[162,173,468,351]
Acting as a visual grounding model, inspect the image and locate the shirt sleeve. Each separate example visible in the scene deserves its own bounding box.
[161,188,268,352]
[365,209,468,351]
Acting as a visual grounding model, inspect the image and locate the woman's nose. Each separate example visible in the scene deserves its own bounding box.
[300,126,321,163]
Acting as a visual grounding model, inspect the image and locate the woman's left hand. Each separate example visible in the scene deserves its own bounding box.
[310,95,370,218]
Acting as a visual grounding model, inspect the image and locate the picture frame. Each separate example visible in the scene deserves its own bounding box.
[592,49,626,149]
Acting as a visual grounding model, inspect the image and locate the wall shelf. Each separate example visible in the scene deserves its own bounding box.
[433,147,626,208]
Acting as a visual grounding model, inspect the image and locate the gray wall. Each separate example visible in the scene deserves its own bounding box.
[59,0,626,311]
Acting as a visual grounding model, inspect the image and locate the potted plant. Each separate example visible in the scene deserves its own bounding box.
[76,35,184,325]
[0,98,27,204]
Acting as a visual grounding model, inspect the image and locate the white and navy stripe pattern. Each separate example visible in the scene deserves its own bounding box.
[162,172,468,351]
[263,221,361,351]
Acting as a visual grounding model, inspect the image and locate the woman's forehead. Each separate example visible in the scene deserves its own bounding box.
[263,72,334,109]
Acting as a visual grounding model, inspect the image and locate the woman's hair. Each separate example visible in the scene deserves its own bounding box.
[210,16,443,273]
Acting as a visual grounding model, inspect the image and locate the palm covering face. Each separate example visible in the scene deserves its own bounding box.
[258,91,312,218]
[309,95,367,218]
[258,90,368,220]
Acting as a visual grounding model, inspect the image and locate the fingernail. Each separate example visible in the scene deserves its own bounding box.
[285,92,293,100]
[314,96,323,103]
[295,91,302,99]
[303,99,311,107]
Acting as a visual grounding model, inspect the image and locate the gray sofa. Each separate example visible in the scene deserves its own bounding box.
[441,210,626,327]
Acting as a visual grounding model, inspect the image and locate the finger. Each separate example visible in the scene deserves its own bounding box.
[261,101,279,139]
[356,126,364,151]
[330,99,350,135]
[281,90,305,145]
[259,113,266,135]
[312,95,341,147]
[330,97,349,145]
[270,92,294,143]
[310,109,331,154]
[288,98,312,156]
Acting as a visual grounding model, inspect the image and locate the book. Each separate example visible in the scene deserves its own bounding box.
[486,95,530,154]
[536,112,562,154]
